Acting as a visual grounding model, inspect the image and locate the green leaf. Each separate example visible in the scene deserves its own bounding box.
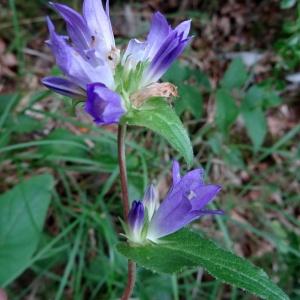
[244,86,264,109]
[191,69,211,91]
[221,58,248,89]
[0,174,54,286]
[124,97,193,166]
[262,90,282,108]
[242,88,268,150]
[223,145,245,169]
[215,88,239,134]
[117,229,289,300]
[241,106,267,151]
[176,84,203,119]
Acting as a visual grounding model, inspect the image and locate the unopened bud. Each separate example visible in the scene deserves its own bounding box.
[128,201,145,243]
[143,184,159,220]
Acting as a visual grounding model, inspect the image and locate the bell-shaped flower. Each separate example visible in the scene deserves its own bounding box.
[122,12,192,89]
[85,83,125,125]
[49,0,115,61]
[125,161,223,244]
[42,1,126,125]
[147,161,223,242]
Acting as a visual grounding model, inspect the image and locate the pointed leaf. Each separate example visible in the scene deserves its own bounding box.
[0,174,54,286]
[241,89,267,150]
[221,58,248,89]
[215,88,239,134]
[117,229,289,300]
[124,97,193,166]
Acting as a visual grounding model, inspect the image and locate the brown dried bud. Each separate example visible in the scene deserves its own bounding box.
[130,82,178,108]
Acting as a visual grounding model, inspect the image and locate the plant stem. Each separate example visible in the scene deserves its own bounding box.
[121,261,137,300]
[117,124,136,300]
[118,124,130,219]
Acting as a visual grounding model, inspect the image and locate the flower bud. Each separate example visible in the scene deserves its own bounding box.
[128,201,145,243]
[143,184,159,221]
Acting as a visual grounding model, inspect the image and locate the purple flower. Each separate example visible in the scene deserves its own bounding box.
[143,184,159,220]
[128,201,145,243]
[126,161,223,244]
[122,12,192,88]
[42,1,125,125]
[85,83,125,125]
[42,1,192,123]
[44,15,114,90]
[49,0,115,60]
[147,161,222,242]
[42,76,86,99]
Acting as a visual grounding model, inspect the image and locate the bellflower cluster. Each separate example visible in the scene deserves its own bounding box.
[42,0,192,125]
[126,161,223,244]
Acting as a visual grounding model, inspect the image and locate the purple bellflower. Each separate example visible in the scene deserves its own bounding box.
[126,161,223,244]
[85,83,125,125]
[42,0,124,125]
[122,12,192,89]
[42,0,191,124]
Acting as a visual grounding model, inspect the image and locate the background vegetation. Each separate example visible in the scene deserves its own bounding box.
[0,0,299,299]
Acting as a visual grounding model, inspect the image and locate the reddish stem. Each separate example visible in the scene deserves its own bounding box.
[118,124,137,300]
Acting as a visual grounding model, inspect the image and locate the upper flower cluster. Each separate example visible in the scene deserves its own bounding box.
[42,0,191,125]
[126,161,223,244]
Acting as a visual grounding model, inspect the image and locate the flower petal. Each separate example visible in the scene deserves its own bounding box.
[143,184,159,220]
[172,160,181,185]
[147,164,213,240]
[128,200,145,233]
[189,184,222,211]
[174,20,191,39]
[122,38,148,69]
[85,82,125,125]
[145,12,170,60]
[148,196,192,240]
[140,15,192,85]
[82,0,115,56]
[152,166,204,226]
[49,2,91,51]
[41,76,86,99]
[144,34,191,84]
[46,17,114,89]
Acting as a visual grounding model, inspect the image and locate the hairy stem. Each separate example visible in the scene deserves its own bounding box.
[118,124,136,300]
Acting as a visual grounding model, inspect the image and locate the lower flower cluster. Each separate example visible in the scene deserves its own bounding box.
[125,161,223,244]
